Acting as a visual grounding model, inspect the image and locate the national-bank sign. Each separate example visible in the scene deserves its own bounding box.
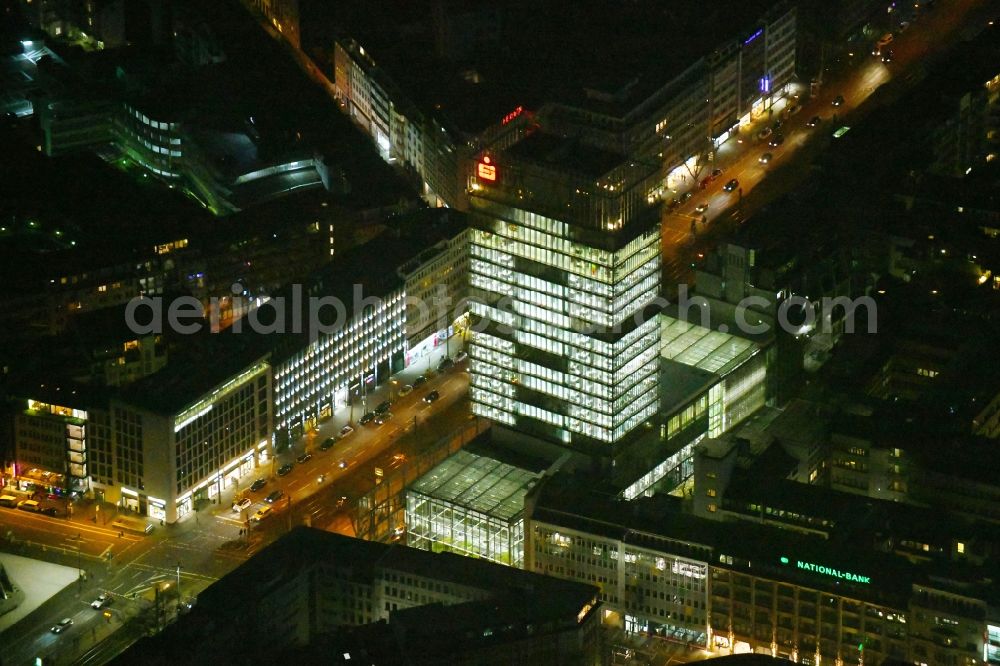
[780,556,871,584]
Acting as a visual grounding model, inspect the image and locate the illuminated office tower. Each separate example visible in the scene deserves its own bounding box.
[467,132,662,451]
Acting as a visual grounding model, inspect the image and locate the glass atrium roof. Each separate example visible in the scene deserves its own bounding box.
[409,449,540,522]
[660,315,758,376]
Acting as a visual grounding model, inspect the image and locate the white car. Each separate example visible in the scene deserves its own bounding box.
[232,498,252,513]
[51,618,73,633]
[91,593,112,609]
[398,384,413,397]
[339,425,354,437]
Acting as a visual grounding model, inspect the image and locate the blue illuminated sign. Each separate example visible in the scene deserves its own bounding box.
[744,28,763,45]
[759,76,771,94]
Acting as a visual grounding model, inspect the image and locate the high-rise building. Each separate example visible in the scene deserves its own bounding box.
[466,131,662,453]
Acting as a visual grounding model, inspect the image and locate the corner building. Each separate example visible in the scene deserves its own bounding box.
[467,132,662,451]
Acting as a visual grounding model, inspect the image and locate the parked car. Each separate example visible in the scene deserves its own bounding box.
[277,463,293,476]
[359,412,376,425]
[694,203,709,214]
[710,168,723,180]
[91,594,112,610]
[375,400,391,415]
[265,490,284,504]
[413,375,428,387]
[319,437,337,451]
[375,412,394,425]
[398,384,413,397]
[768,134,785,148]
[51,618,73,634]
[41,506,59,517]
[438,357,454,371]
[759,152,773,164]
[233,497,252,513]
[786,103,801,115]
[250,478,267,492]
[339,425,355,437]
[424,390,441,404]
[757,126,773,140]
[17,499,40,513]
[723,179,739,193]
[296,452,313,464]
[806,115,822,128]
[679,191,693,203]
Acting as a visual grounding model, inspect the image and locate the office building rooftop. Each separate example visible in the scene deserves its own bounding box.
[306,0,788,133]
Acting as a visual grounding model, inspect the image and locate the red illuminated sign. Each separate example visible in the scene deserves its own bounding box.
[501,106,524,125]
[477,155,497,182]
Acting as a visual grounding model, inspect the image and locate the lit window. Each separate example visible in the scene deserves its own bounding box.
[957,542,965,554]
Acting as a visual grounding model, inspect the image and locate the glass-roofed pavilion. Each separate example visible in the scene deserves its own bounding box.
[405,449,542,568]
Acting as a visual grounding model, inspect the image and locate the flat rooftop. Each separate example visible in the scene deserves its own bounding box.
[301,0,788,133]
[505,131,628,179]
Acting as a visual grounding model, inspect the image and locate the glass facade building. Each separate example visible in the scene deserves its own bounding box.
[467,134,663,450]
[405,449,541,567]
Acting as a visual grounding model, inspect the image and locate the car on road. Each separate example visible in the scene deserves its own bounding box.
[265,490,284,504]
[375,412,394,425]
[233,497,252,512]
[694,203,709,214]
[756,126,772,140]
[91,593,112,609]
[772,119,783,131]
[438,357,454,371]
[250,478,267,492]
[319,437,337,451]
[359,411,376,425]
[786,103,801,116]
[872,32,893,56]
[832,95,845,107]
[17,499,40,512]
[251,506,272,522]
[41,506,59,517]
[51,618,73,633]
[338,460,348,469]
[759,152,773,164]
[710,168,723,180]
[806,115,822,128]
[413,375,428,387]
[881,48,894,63]
[898,20,910,32]
[296,452,313,464]
[277,463,293,476]
[375,400,391,415]
[339,425,355,437]
[455,351,468,363]
[679,191,693,204]
[723,179,739,193]
[424,390,441,404]
[398,384,413,397]
[768,134,784,148]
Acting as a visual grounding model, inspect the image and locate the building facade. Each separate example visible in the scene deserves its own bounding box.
[467,134,662,450]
